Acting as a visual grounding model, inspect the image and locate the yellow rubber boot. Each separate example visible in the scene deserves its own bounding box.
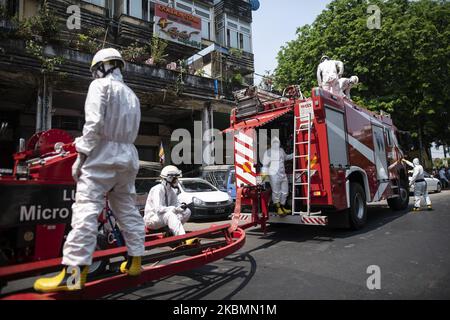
[281,205,292,215]
[120,256,142,276]
[34,266,88,293]
[275,203,286,216]
[183,238,200,246]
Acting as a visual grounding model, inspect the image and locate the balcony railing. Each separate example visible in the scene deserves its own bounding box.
[214,0,252,23]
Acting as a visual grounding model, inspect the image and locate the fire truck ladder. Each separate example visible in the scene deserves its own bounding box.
[291,112,319,216]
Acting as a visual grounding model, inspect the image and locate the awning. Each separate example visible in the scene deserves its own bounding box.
[223,107,292,133]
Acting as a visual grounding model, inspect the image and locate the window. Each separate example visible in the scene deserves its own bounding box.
[125,0,150,20]
[242,33,251,52]
[325,108,349,166]
[129,0,142,18]
[224,14,252,52]
[229,29,238,48]
[227,22,238,29]
[201,21,210,40]
[385,128,393,147]
[176,2,192,12]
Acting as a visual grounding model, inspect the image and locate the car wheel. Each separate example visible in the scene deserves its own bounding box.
[436,183,442,193]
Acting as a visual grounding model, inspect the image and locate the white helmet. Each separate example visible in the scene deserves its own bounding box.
[350,76,359,84]
[90,48,125,77]
[161,165,182,183]
[320,55,330,63]
[271,136,281,147]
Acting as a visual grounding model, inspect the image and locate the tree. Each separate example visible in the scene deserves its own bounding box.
[275,0,450,151]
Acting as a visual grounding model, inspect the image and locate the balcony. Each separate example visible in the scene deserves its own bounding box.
[226,50,254,74]
[116,14,153,45]
[214,0,252,23]
[0,38,233,114]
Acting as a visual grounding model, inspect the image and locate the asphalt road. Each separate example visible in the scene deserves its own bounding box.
[3,191,449,300]
[106,190,450,300]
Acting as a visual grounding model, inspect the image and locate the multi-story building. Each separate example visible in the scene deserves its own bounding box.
[0,0,255,170]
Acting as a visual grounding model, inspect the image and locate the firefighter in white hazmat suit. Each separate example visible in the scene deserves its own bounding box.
[34,48,145,293]
[338,76,359,99]
[317,55,344,95]
[403,158,432,212]
[144,166,198,245]
[262,137,294,216]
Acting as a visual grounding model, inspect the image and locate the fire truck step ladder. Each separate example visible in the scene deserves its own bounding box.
[291,112,319,216]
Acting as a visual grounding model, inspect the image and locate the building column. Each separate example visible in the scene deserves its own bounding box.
[35,74,53,132]
[202,101,214,168]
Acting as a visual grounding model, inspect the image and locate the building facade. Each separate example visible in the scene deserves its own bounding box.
[0,0,255,171]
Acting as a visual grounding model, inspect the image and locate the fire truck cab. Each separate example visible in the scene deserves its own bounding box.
[227,86,410,230]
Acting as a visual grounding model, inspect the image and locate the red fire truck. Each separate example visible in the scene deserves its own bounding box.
[226,86,410,230]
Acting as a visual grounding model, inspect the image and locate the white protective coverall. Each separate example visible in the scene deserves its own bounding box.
[338,77,355,99]
[144,182,191,236]
[405,158,432,209]
[62,69,145,266]
[262,140,293,205]
[317,59,344,95]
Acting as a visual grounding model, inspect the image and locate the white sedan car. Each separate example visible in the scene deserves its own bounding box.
[409,171,442,194]
[177,178,234,220]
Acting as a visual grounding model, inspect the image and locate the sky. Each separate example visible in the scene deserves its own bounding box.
[252,0,332,83]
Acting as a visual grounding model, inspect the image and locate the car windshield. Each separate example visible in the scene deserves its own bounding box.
[204,171,228,189]
[180,180,217,192]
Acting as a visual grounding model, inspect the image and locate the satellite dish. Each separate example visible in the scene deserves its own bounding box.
[250,0,260,11]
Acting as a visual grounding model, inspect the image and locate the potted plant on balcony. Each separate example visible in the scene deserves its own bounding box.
[122,41,149,64]
[145,34,168,68]
[71,27,106,54]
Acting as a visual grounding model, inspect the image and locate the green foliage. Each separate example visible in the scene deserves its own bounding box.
[433,158,450,169]
[122,42,149,63]
[71,27,106,54]
[15,0,59,43]
[229,48,243,59]
[150,34,168,65]
[0,5,9,19]
[26,40,64,74]
[231,72,244,86]
[195,68,206,77]
[275,0,450,148]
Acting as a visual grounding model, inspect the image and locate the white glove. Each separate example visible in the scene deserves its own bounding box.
[175,206,185,214]
[72,153,87,182]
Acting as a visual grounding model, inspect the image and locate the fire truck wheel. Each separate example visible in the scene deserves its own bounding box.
[348,183,367,230]
[88,234,109,278]
[387,182,409,211]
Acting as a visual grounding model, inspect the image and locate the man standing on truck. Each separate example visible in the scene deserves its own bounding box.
[317,55,344,95]
[403,158,432,212]
[34,48,145,293]
[144,165,198,245]
[338,76,359,99]
[262,137,294,216]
